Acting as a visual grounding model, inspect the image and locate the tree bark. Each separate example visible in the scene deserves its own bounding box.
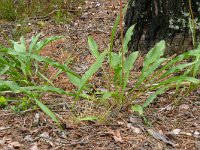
[124,0,200,54]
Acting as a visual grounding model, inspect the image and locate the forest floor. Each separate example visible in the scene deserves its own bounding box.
[0,0,200,149]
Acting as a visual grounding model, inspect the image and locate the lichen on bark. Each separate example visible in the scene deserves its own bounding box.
[124,0,200,54]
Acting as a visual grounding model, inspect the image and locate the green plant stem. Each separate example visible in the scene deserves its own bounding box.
[119,0,124,103]
[188,0,197,48]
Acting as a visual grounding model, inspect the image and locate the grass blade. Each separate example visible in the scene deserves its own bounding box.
[158,76,200,86]
[78,116,98,121]
[0,65,9,75]
[0,80,22,93]
[21,85,74,96]
[142,88,165,108]
[35,36,63,53]
[34,98,61,127]
[160,48,200,71]
[137,58,166,86]
[161,61,197,78]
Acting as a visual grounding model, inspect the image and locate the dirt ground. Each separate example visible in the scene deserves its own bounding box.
[0,0,200,149]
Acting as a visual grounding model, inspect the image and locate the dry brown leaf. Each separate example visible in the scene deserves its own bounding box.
[0,139,5,145]
[30,143,39,150]
[39,132,50,139]
[107,128,123,143]
[179,104,190,110]
[127,123,142,134]
[147,129,176,147]
[8,141,22,149]
[24,135,34,142]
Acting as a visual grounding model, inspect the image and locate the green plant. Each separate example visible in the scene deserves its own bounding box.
[0,31,108,125]
[1,32,200,125]
[0,34,62,85]
[0,34,78,127]
[86,33,200,117]
[108,25,139,103]
[77,3,199,118]
[1,19,200,126]
[130,42,200,115]
[0,0,16,21]
[10,97,32,113]
[0,0,83,22]
[0,96,8,108]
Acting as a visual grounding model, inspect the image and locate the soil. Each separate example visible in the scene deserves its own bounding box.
[0,0,200,150]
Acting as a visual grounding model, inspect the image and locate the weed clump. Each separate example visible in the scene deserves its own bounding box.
[0,0,84,23]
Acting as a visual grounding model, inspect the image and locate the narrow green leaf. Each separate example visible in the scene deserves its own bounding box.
[109,5,127,52]
[142,88,165,108]
[13,41,26,53]
[7,51,81,85]
[21,85,74,96]
[109,5,127,67]
[110,52,121,68]
[79,93,94,100]
[158,76,200,86]
[78,116,98,121]
[0,96,8,108]
[35,36,63,53]
[114,66,122,85]
[28,34,41,53]
[0,65,9,75]
[66,72,81,87]
[20,36,26,50]
[38,72,54,86]
[137,58,166,85]
[122,72,130,93]
[124,51,138,73]
[122,51,138,92]
[0,80,22,93]
[143,40,165,72]
[110,16,120,52]
[161,61,197,78]
[102,92,112,100]
[193,59,200,77]
[76,51,107,99]
[123,25,135,53]
[88,36,99,58]
[34,99,61,127]
[131,105,144,116]
[161,49,200,71]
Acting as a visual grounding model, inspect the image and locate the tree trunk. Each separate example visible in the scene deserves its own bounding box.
[124,0,200,54]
